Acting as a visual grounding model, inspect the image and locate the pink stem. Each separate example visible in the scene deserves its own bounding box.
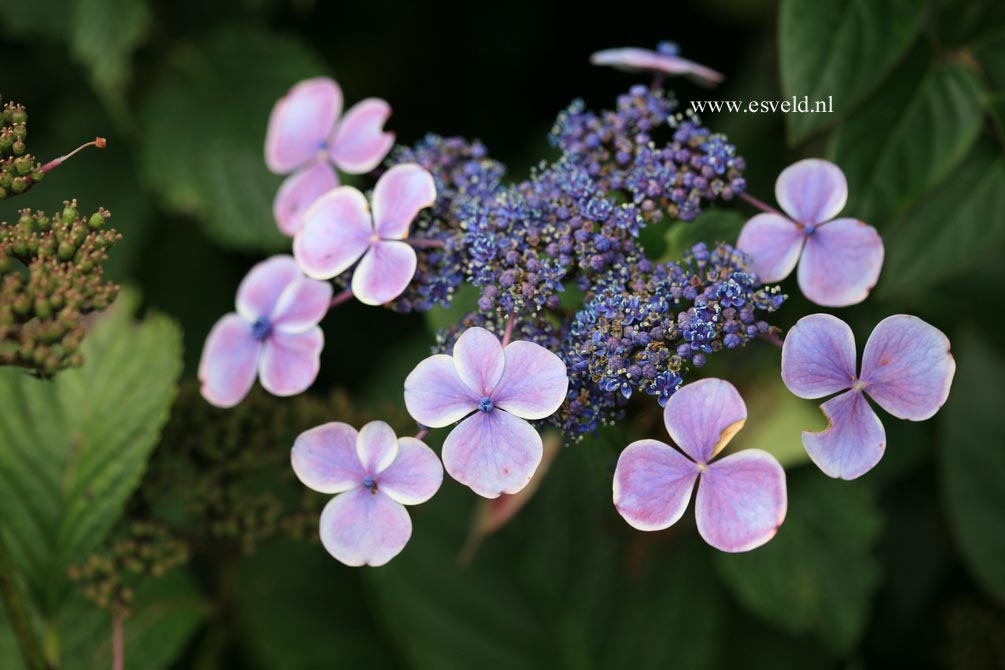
[759,331,784,349]
[112,614,124,670]
[739,192,784,217]
[501,312,516,348]
[407,238,444,249]
[41,137,106,173]
[330,288,353,309]
[414,428,429,441]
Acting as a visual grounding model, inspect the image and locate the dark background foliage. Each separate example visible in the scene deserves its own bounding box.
[1,0,1004,668]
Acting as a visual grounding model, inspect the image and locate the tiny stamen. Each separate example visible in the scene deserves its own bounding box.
[41,137,106,173]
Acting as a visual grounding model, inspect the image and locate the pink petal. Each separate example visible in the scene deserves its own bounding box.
[319,489,411,567]
[736,213,804,283]
[798,218,884,307]
[612,439,699,531]
[356,420,399,476]
[265,77,343,174]
[235,255,300,322]
[371,164,437,240]
[589,48,724,85]
[441,410,543,498]
[273,162,339,236]
[328,98,395,174]
[258,327,324,397]
[293,186,374,280]
[860,315,955,421]
[663,378,747,464]
[492,341,569,420]
[376,437,443,505]
[781,313,857,399]
[403,354,479,428]
[291,422,364,494]
[198,313,261,408]
[695,449,787,552]
[803,390,886,480]
[451,327,505,398]
[775,159,848,225]
[350,240,417,306]
[270,274,332,333]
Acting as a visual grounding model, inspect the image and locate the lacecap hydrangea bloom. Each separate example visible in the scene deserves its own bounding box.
[265,77,394,235]
[291,420,442,566]
[781,314,955,479]
[737,159,883,307]
[199,256,331,407]
[614,379,787,552]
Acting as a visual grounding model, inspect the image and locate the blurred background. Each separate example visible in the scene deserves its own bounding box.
[1,0,1004,668]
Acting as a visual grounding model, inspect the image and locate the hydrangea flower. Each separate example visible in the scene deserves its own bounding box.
[293,163,436,305]
[590,41,725,87]
[403,327,569,498]
[199,256,332,408]
[781,314,955,479]
[265,77,394,235]
[613,378,787,552]
[291,421,443,566]
[737,159,883,307]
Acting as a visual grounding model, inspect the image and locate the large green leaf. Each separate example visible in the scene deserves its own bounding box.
[138,27,327,251]
[715,471,883,654]
[0,291,182,614]
[69,0,152,102]
[365,447,726,669]
[877,140,1005,299]
[827,54,985,224]
[941,333,1005,599]
[779,0,925,144]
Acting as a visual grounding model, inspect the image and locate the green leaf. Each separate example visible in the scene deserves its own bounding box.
[138,27,327,251]
[876,140,1005,299]
[715,471,883,654]
[779,0,925,144]
[971,27,1005,90]
[236,539,395,669]
[827,54,985,224]
[941,332,1005,599]
[0,0,72,42]
[662,208,746,261]
[0,290,182,614]
[69,0,152,101]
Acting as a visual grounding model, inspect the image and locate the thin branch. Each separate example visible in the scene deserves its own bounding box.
[739,191,784,217]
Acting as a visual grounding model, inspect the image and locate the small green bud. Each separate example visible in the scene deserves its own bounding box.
[88,212,105,230]
[57,242,75,260]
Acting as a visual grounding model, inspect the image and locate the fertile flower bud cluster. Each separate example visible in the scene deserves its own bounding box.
[67,521,189,616]
[0,97,44,200]
[0,201,120,376]
[560,242,784,438]
[551,85,746,223]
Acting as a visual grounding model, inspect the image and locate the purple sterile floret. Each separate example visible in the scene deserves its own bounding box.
[291,420,443,567]
[737,159,884,307]
[781,313,956,479]
[199,255,332,408]
[612,378,787,552]
[403,326,569,498]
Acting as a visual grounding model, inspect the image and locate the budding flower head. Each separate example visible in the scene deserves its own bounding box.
[0,202,121,376]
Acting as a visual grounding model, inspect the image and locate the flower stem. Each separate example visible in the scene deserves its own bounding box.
[502,312,516,348]
[406,238,444,249]
[112,615,124,670]
[330,288,353,309]
[0,525,48,670]
[414,428,429,441]
[739,191,783,217]
[759,330,784,349]
[41,137,106,174]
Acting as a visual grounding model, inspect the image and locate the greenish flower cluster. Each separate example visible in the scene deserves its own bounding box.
[0,201,121,376]
[67,521,189,616]
[0,96,44,200]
